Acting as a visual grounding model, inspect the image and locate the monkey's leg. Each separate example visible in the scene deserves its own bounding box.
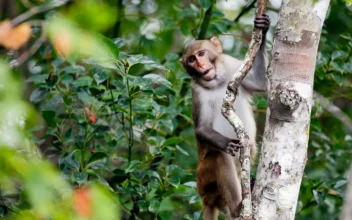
[223,206,240,220]
[218,156,242,219]
[203,205,218,220]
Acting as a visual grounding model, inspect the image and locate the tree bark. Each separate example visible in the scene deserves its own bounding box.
[252,0,330,219]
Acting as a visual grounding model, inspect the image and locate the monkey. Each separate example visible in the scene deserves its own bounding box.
[180,15,270,220]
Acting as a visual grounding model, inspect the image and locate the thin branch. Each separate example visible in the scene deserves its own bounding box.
[11,22,46,67]
[197,0,215,40]
[113,0,124,38]
[314,92,352,133]
[340,167,352,220]
[11,0,69,26]
[234,0,256,23]
[221,0,267,219]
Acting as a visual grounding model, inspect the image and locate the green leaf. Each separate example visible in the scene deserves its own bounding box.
[331,73,343,85]
[110,169,127,184]
[30,88,48,103]
[213,22,227,33]
[143,74,172,87]
[146,170,161,181]
[184,194,201,204]
[73,172,88,185]
[200,0,211,9]
[127,55,169,71]
[63,95,73,105]
[87,152,108,166]
[125,160,141,173]
[42,110,56,127]
[315,70,325,80]
[149,199,160,213]
[60,65,86,74]
[331,51,348,60]
[59,152,80,171]
[61,74,74,86]
[26,74,47,84]
[345,63,352,73]
[137,200,150,212]
[183,181,197,188]
[72,76,93,87]
[162,137,183,147]
[149,145,160,156]
[77,91,96,105]
[313,190,325,204]
[113,38,126,48]
[340,34,352,41]
[46,74,58,87]
[83,57,119,70]
[175,145,188,156]
[334,180,347,188]
[330,60,344,73]
[165,53,179,61]
[166,176,180,188]
[95,33,119,58]
[166,165,189,176]
[92,68,110,84]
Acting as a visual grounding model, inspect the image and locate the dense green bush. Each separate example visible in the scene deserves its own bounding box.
[0,0,351,219]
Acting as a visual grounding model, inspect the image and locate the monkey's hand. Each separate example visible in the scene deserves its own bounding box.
[254,14,270,35]
[225,138,242,156]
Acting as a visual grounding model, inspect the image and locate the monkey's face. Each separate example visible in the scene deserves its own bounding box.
[183,49,217,81]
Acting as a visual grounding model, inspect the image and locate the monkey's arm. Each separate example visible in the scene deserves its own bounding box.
[241,35,268,92]
[192,95,241,156]
[195,125,240,156]
[242,15,270,92]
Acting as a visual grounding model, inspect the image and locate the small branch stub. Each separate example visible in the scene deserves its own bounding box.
[279,89,301,111]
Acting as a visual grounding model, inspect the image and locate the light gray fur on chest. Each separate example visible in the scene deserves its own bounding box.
[198,84,256,141]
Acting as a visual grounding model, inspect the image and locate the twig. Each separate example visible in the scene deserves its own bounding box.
[234,0,256,23]
[113,0,124,38]
[11,0,69,26]
[11,22,46,67]
[314,92,352,132]
[221,0,267,219]
[340,167,352,220]
[197,0,215,40]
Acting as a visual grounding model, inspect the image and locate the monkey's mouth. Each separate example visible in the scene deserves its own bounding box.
[203,68,213,76]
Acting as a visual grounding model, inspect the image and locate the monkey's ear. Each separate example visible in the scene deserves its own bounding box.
[210,37,223,54]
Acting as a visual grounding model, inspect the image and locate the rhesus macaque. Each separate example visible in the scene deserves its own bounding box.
[180,15,270,220]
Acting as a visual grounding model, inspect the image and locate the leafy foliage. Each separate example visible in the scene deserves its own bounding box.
[0,0,351,219]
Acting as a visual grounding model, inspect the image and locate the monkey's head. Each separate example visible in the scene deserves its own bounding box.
[180,37,223,82]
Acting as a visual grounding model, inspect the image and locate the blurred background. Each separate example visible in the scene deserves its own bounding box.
[0,0,351,219]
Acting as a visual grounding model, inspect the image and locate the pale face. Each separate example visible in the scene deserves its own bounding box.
[186,49,216,81]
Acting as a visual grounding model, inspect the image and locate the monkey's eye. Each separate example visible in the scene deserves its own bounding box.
[198,50,205,56]
[188,56,196,63]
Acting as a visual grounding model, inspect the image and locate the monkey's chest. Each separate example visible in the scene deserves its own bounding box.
[203,88,242,139]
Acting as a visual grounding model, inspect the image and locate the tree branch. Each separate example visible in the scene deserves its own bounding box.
[113,0,124,38]
[313,92,352,133]
[197,0,215,40]
[340,167,352,220]
[221,0,267,219]
[11,0,69,26]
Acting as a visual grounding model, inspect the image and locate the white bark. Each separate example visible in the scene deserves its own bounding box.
[252,0,330,219]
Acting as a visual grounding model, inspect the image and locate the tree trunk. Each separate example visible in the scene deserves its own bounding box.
[252,0,330,219]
